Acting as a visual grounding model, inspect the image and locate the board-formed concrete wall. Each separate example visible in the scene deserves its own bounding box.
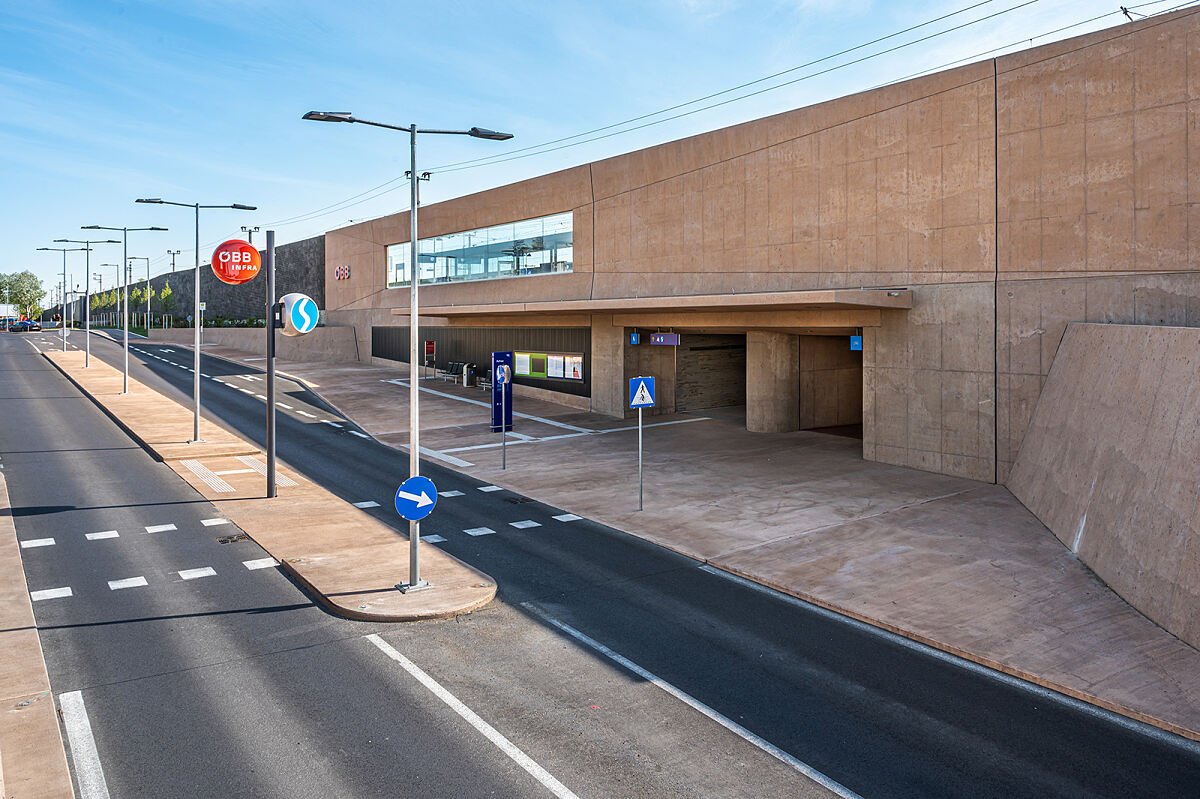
[1008,322,1200,649]
[149,325,358,364]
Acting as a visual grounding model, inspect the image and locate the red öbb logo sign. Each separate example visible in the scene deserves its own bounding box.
[211,239,261,285]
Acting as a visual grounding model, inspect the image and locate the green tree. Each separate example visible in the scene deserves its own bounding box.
[159,280,176,315]
[0,270,47,319]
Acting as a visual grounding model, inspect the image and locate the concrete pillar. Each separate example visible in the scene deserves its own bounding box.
[746,330,799,433]
[590,314,625,418]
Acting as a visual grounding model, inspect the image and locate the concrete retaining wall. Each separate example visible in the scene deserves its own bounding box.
[149,326,359,364]
[1008,322,1200,649]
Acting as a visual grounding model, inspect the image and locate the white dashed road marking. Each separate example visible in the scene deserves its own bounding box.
[243,558,277,570]
[276,402,293,409]
[422,535,447,543]
[144,524,177,534]
[20,537,55,548]
[353,501,380,509]
[438,490,465,498]
[510,520,541,529]
[553,514,582,522]
[201,518,230,527]
[323,420,343,428]
[464,527,497,536]
[31,587,73,601]
[349,430,370,439]
[178,567,217,580]
[477,485,503,492]
[86,530,120,540]
[108,576,148,590]
[297,410,317,418]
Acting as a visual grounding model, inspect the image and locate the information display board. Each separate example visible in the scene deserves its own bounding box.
[513,350,583,381]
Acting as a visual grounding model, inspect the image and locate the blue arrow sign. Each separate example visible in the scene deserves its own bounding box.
[629,376,656,409]
[394,475,438,521]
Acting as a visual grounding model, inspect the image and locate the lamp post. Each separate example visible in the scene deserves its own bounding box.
[302,110,512,592]
[167,249,181,272]
[241,226,260,245]
[128,256,151,328]
[37,246,89,352]
[135,198,256,443]
[55,238,119,367]
[81,226,168,393]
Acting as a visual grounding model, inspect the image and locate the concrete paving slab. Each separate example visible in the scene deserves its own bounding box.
[43,350,496,622]
[151,338,1200,741]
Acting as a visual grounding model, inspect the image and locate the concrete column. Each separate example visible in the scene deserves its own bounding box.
[590,314,625,418]
[746,330,800,433]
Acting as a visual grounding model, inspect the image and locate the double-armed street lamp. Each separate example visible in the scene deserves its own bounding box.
[302,110,512,592]
[54,238,119,367]
[81,225,168,392]
[37,245,90,352]
[135,198,256,443]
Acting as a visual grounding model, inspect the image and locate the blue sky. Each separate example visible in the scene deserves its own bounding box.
[2,0,1187,295]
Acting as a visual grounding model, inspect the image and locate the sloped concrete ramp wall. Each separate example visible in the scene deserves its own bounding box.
[1008,323,1200,649]
[149,326,359,363]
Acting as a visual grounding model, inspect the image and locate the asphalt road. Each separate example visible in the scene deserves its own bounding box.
[5,329,1200,798]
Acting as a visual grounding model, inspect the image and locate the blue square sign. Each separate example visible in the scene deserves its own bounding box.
[629,376,656,409]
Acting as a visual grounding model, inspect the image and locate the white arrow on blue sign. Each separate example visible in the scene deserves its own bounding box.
[629,376,656,409]
[394,475,438,521]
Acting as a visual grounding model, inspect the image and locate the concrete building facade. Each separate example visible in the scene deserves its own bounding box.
[323,8,1200,486]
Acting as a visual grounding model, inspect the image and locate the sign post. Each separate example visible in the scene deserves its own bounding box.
[629,376,656,511]
[491,350,514,438]
[265,234,277,498]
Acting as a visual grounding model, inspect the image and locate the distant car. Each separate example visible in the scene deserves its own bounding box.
[9,320,39,332]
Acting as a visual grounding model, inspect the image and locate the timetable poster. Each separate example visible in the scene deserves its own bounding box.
[514,352,531,376]
[565,355,583,380]
[547,354,565,378]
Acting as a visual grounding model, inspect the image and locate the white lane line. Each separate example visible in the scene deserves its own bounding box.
[86,530,120,540]
[244,357,266,361]
[59,691,112,799]
[464,527,497,536]
[398,443,474,468]
[201,518,231,527]
[31,587,73,601]
[200,373,211,378]
[477,485,503,492]
[438,490,465,498]
[322,420,343,428]
[108,576,148,590]
[239,388,255,395]
[178,567,217,580]
[522,603,861,798]
[365,634,579,799]
[144,523,177,534]
[383,379,593,433]
[276,402,294,409]
[349,430,370,439]
[422,534,447,543]
[235,374,256,381]
[243,558,277,570]
[254,394,268,400]
[552,514,582,522]
[20,537,56,548]
[213,468,256,476]
[353,500,381,508]
[297,410,317,418]
[509,520,541,529]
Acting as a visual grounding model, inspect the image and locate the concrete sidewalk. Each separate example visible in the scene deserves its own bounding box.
[162,335,1200,742]
[44,349,496,622]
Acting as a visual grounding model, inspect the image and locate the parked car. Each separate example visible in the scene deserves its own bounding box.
[8,320,40,332]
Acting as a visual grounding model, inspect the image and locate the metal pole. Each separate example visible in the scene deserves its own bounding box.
[61,251,67,351]
[192,204,202,442]
[122,231,129,393]
[638,406,644,511]
[266,230,277,498]
[502,384,507,469]
[84,248,91,367]
[403,123,428,592]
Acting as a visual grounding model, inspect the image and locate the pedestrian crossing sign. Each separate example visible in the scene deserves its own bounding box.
[629,376,656,409]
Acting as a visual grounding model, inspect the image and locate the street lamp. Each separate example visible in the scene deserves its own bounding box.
[135,198,256,443]
[241,225,260,245]
[167,249,181,272]
[303,110,512,592]
[128,256,151,328]
[81,225,168,393]
[37,246,89,352]
[55,238,119,367]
